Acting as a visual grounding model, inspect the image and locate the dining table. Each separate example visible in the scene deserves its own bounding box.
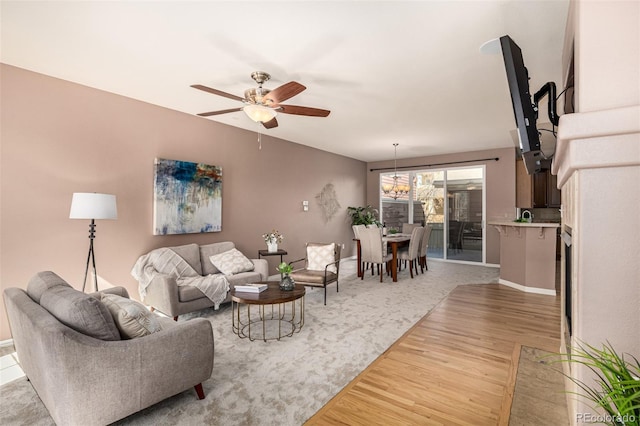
[355,233,411,282]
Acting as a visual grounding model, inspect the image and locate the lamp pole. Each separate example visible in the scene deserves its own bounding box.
[82,219,99,292]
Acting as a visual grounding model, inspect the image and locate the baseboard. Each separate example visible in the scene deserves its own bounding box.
[0,338,14,347]
[498,279,556,296]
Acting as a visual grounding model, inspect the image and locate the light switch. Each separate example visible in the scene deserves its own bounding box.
[302,200,309,211]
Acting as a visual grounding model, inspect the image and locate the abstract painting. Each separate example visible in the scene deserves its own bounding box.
[153,158,222,235]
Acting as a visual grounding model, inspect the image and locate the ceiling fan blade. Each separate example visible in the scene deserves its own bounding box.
[191,84,245,102]
[264,82,306,105]
[278,104,331,117]
[262,117,278,129]
[197,107,244,117]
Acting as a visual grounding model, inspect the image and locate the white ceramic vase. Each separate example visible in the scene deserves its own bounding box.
[267,241,278,253]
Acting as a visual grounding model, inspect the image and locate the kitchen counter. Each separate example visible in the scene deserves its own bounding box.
[489,221,559,295]
[489,220,560,228]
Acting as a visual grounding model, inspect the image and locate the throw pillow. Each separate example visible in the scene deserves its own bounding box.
[200,242,235,275]
[307,243,337,273]
[39,285,121,341]
[209,248,255,276]
[27,271,71,304]
[100,294,164,339]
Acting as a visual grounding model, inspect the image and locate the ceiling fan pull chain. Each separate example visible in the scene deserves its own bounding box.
[258,132,262,150]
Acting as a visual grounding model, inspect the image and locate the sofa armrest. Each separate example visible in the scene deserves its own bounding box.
[140,274,181,317]
[63,319,213,424]
[251,258,269,281]
[89,286,129,299]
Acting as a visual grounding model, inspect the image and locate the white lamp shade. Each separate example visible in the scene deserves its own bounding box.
[69,193,118,220]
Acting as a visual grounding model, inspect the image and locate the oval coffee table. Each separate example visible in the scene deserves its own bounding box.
[231,281,305,342]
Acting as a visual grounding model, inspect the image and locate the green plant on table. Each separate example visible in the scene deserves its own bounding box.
[559,341,640,426]
[277,262,293,275]
[346,205,382,227]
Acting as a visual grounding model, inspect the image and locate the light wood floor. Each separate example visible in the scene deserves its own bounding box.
[306,283,562,426]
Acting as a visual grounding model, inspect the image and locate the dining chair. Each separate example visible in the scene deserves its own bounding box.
[401,223,421,234]
[448,221,464,253]
[398,226,425,278]
[418,225,433,273]
[352,224,368,277]
[359,227,393,282]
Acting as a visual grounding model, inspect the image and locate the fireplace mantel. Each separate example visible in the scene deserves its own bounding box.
[552,105,640,188]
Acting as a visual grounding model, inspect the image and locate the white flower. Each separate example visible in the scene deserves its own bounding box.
[262,229,283,244]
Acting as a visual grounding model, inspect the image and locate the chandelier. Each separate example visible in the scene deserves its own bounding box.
[381,143,410,200]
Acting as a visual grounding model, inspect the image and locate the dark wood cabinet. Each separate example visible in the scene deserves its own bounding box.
[516,159,533,208]
[547,172,562,207]
[516,159,561,208]
[533,172,548,207]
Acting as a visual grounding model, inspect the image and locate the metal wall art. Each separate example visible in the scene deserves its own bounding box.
[316,183,341,223]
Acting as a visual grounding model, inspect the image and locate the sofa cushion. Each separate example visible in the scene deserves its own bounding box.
[40,285,121,341]
[100,294,164,339]
[27,271,71,304]
[209,248,255,276]
[169,243,203,276]
[290,269,338,285]
[200,242,235,275]
[307,243,337,273]
[177,270,262,302]
[178,285,207,303]
[227,270,263,286]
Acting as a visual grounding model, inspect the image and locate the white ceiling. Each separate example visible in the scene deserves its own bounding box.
[0,1,569,162]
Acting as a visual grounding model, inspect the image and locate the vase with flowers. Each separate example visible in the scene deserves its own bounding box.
[276,262,295,291]
[263,229,283,253]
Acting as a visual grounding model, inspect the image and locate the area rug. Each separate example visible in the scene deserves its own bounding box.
[0,259,499,426]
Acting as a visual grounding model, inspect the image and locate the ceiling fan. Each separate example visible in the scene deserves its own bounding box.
[191,71,331,129]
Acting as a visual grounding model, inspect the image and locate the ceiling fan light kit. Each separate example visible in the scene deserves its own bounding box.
[243,104,277,123]
[192,71,330,129]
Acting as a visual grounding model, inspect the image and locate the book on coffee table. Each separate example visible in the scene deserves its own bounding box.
[234,283,268,293]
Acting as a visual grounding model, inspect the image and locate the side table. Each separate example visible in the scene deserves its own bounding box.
[258,249,288,264]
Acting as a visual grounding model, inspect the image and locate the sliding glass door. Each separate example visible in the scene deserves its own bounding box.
[380,166,485,263]
[445,168,484,262]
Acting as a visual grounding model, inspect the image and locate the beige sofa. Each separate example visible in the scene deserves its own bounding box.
[136,242,268,319]
[3,271,214,426]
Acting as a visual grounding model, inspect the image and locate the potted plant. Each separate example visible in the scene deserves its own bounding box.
[262,229,283,252]
[559,341,640,425]
[277,262,295,291]
[347,205,382,227]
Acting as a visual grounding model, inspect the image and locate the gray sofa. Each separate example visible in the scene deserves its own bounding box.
[137,242,268,319]
[3,271,214,426]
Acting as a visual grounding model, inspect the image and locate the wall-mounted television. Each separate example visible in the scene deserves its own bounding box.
[499,35,558,175]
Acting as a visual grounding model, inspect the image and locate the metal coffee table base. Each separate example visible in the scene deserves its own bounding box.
[232,297,304,342]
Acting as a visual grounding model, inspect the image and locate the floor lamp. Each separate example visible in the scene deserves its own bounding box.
[69,193,118,292]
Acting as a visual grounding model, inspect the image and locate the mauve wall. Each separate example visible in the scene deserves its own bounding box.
[0,64,366,340]
[366,147,516,265]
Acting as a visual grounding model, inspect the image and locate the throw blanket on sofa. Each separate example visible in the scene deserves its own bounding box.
[131,248,229,309]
